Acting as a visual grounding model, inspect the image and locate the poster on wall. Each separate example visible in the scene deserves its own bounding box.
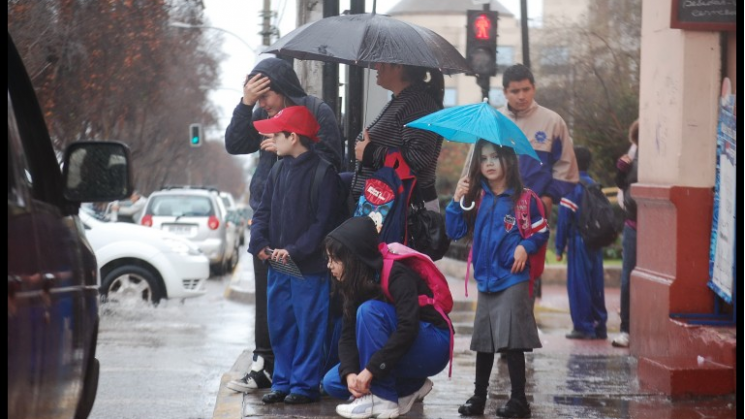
[708,78,736,304]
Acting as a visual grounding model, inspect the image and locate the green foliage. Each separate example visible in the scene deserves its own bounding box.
[534,0,642,188]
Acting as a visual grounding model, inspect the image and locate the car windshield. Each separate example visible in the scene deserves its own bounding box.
[147,195,214,217]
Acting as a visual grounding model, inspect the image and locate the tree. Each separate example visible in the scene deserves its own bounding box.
[533,0,641,187]
[8,0,245,197]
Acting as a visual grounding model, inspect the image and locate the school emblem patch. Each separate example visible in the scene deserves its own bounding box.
[535,131,547,143]
[503,214,516,232]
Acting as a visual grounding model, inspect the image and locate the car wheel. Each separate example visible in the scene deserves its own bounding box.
[101,265,163,305]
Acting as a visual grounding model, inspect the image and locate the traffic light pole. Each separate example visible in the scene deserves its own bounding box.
[481,3,491,100]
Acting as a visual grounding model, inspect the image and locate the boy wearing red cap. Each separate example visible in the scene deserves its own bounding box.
[248,106,340,405]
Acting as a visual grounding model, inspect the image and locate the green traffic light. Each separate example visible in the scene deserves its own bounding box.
[192,136,199,144]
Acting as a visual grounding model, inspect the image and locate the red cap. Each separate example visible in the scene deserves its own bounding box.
[253,106,320,142]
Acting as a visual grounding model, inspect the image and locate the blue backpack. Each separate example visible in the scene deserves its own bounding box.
[353,149,416,245]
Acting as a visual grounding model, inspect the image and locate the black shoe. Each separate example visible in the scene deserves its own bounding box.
[594,327,608,340]
[262,390,288,404]
[565,329,596,340]
[284,393,316,404]
[496,398,531,418]
[458,395,486,416]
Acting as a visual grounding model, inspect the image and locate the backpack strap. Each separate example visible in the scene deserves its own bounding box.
[310,159,331,212]
[516,188,546,239]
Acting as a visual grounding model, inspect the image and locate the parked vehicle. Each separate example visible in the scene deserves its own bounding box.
[219,191,246,246]
[8,31,132,419]
[79,209,209,304]
[140,186,239,275]
[236,203,253,231]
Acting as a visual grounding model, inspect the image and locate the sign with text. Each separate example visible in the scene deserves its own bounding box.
[671,0,736,31]
[708,78,736,303]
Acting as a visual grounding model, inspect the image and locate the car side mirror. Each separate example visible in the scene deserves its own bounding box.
[62,141,133,202]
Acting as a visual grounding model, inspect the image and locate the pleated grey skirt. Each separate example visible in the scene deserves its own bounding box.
[470,280,542,353]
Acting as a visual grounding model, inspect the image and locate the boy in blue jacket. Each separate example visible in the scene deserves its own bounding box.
[248,106,340,405]
[555,146,608,340]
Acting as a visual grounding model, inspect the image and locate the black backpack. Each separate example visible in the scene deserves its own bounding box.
[576,180,618,249]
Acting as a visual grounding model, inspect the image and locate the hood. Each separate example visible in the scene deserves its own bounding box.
[327,216,383,271]
[249,58,306,102]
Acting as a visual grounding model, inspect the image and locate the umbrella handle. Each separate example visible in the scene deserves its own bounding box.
[460,197,475,211]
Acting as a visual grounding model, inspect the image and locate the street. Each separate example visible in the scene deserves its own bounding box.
[89,247,253,419]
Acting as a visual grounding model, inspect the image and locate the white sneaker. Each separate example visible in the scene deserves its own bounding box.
[336,394,400,419]
[397,378,433,415]
[612,332,630,348]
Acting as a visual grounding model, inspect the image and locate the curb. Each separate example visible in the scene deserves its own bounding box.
[223,262,255,304]
[212,350,253,419]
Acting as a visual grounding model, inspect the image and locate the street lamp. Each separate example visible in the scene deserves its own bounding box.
[168,21,259,55]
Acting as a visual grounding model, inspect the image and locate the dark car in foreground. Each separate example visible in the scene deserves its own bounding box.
[8,31,132,419]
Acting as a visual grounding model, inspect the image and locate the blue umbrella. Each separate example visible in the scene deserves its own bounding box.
[406,100,541,210]
[406,100,540,161]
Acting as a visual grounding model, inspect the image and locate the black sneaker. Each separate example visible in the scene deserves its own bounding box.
[458,395,486,416]
[284,393,317,404]
[496,398,531,418]
[262,390,288,404]
[226,369,272,393]
[565,329,597,340]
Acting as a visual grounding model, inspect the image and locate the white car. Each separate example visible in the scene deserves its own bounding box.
[79,209,209,304]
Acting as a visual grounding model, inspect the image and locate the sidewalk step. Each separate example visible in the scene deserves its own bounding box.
[448,311,475,324]
[453,321,474,336]
[638,356,735,396]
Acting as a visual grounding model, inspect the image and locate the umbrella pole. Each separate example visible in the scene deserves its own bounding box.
[460,146,476,211]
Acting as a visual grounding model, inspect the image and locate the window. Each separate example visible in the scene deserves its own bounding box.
[443,88,458,108]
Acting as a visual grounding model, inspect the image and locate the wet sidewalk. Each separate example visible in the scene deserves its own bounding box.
[217,258,736,419]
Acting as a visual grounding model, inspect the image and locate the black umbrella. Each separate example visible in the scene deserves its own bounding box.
[264,13,472,75]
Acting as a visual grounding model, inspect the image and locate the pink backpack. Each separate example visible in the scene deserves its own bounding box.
[465,188,547,297]
[379,242,455,377]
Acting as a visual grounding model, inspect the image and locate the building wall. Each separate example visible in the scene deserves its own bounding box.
[631,0,736,395]
[638,0,720,187]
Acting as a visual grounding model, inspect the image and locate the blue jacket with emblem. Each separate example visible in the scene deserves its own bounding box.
[445,183,549,293]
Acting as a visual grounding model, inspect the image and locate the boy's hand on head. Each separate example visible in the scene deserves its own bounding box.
[259,137,277,153]
[511,245,528,273]
[243,73,271,106]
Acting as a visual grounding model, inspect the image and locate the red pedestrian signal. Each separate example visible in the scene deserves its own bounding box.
[466,10,498,77]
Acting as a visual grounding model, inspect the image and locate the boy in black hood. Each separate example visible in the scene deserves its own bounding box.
[224,57,343,394]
